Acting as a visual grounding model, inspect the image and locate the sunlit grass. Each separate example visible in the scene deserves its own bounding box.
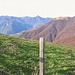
[0,34,75,75]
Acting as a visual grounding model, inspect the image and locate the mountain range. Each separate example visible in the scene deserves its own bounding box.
[15,16,75,46]
[0,16,52,34]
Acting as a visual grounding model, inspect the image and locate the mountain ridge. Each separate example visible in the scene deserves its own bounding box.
[15,16,75,46]
[0,16,52,34]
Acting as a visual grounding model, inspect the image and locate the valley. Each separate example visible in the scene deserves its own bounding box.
[0,16,75,75]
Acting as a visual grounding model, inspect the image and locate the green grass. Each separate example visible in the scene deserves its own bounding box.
[0,34,75,75]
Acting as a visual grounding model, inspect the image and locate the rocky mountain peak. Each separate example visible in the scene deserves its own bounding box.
[55,16,70,20]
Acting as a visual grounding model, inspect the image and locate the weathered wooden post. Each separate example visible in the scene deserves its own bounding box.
[39,37,45,75]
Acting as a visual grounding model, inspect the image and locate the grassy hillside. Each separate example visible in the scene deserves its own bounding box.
[0,34,75,75]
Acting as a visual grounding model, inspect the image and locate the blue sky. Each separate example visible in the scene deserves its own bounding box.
[0,0,75,18]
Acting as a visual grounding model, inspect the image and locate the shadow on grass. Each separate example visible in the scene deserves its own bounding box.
[58,67,75,75]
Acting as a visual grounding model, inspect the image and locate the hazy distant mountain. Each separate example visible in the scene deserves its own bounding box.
[21,16,52,27]
[15,16,75,46]
[0,16,52,34]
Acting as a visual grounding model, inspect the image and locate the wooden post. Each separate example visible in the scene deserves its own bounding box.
[39,37,45,75]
